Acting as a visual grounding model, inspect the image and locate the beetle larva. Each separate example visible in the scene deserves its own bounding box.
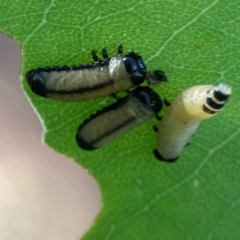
[76,86,163,150]
[154,83,232,163]
[26,45,167,101]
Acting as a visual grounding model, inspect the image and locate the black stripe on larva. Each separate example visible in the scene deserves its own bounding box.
[76,86,162,150]
[76,96,129,150]
[206,97,225,110]
[26,44,138,91]
[214,89,230,101]
[82,96,128,126]
[27,59,112,96]
[89,116,136,146]
[202,104,218,114]
[153,149,179,163]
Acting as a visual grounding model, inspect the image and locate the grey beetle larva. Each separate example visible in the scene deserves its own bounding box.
[76,86,163,150]
[26,45,167,101]
[154,82,232,163]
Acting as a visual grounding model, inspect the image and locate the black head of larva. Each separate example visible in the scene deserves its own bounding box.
[214,83,232,101]
[26,69,47,97]
[123,52,147,85]
[133,86,163,113]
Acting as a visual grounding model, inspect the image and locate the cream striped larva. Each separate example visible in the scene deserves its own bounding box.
[26,45,167,101]
[154,83,232,163]
[76,86,163,150]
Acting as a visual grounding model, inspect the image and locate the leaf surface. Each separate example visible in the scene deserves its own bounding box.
[1,0,240,239]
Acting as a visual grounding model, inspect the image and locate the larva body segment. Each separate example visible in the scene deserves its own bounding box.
[154,83,232,163]
[26,45,167,102]
[76,86,163,150]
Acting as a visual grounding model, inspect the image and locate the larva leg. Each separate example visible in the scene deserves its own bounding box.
[185,142,191,147]
[61,65,69,70]
[70,65,77,70]
[52,66,60,71]
[118,44,123,54]
[153,126,158,132]
[91,50,99,61]
[164,99,171,107]
[155,115,162,121]
[102,48,108,59]
[111,93,118,99]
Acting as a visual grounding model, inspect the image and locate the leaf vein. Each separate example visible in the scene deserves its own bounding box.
[23,0,57,45]
[146,0,219,63]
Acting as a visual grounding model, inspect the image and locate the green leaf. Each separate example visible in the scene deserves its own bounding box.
[1,0,240,239]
